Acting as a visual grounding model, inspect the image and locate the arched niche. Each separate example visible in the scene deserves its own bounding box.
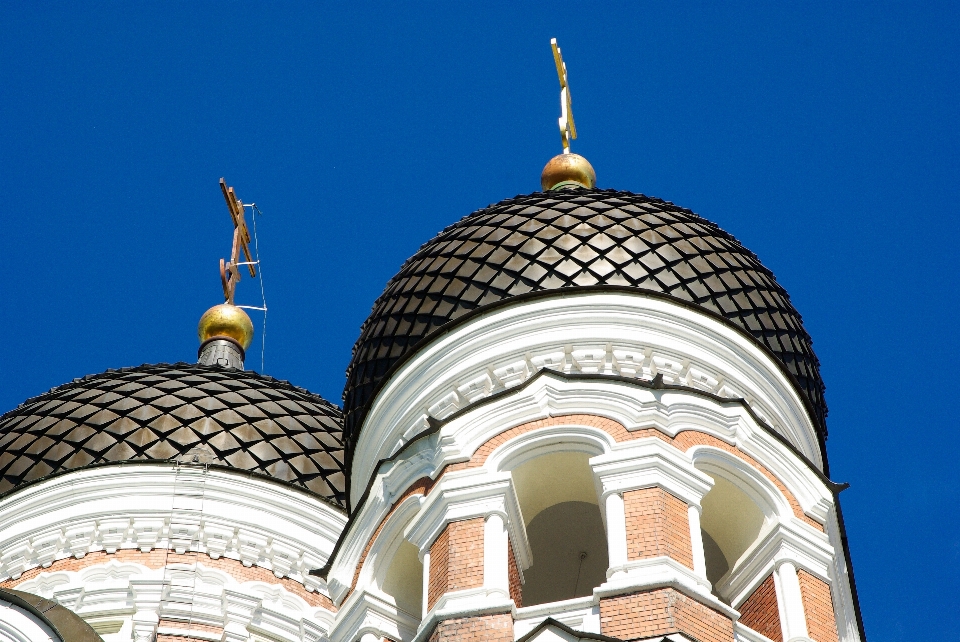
[506,446,608,606]
[366,497,424,620]
[692,449,787,603]
[381,539,423,617]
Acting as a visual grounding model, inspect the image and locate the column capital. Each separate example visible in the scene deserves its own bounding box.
[590,437,714,507]
[404,470,532,570]
[718,520,835,608]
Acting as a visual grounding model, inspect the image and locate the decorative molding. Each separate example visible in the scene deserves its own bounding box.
[404,470,532,570]
[717,520,835,609]
[513,597,601,638]
[353,293,823,501]
[590,438,714,507]
[328,590,419,642]
[0,464,346,597]
[11,560,335,642]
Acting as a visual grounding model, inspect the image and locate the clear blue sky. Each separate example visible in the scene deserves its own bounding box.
[2,3,958,638]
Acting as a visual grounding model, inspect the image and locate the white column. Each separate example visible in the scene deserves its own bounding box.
[421,550,431,619]
[484,513,510,595]
[604,492,628,569]
[359,634,381,642]
[687,504,707,581]
[775,561,811,642]
[130,579,163,642]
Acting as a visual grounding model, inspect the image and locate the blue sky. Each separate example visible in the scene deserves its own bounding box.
[2,3,958,638]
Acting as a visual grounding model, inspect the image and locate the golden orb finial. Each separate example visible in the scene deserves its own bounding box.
[198,303,254,350]
[541,153,596,191]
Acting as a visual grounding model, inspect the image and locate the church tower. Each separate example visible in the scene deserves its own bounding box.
[0,41,863,642]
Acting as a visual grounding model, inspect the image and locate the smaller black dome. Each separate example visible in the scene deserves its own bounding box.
[0,364,346,506]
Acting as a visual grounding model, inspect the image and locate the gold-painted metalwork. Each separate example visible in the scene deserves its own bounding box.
[551,38,577,153]
[198,303,254,349]
[219,178,256,305]
[541,153,596,190]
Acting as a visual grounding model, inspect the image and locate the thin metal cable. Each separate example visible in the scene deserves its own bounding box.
[572,551,587,598]
[250,204,267,372]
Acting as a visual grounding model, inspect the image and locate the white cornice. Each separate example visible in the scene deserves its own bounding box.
[329,590,419,642]
[716,520,835,608]
[352,292,822,503]
[589,438,715,507]
[0,464,346,596]
[404,470,532,569]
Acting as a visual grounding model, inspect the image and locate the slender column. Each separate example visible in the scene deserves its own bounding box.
[484,513,509,595]
[776,561,811,642]
[420,550,431,620]
[604,492,628,569]
[687,504,707,580]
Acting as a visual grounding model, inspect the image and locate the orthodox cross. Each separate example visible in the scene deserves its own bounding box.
[551,38,577,153]
[218,178,257,305]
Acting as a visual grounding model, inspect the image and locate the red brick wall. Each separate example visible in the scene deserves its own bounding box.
[508,539,522,607]
[798,570,839,642]
[0,549,334,610]
[426,518,485,610]
[427,527,450,610]
[623,487,693,569]
[426,613,512,642]
[738,574,782,642]
[599,588,734,642]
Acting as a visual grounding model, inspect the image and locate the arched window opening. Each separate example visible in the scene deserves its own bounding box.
[510,451,608,606]
[697,474,767,600]
[381,539,423,618]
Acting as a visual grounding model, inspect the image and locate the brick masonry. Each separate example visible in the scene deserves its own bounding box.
[426,613,513,642]
[0,549,335,610]
[623,486,693,568]
[738,574,782,642]
[599,588,734,642]
[508,539,522,607]
[798,569,839,642]
[426,518,485,610]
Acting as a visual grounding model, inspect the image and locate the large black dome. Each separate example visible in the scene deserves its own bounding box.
[344,189,827,471]
[0,363,346,506]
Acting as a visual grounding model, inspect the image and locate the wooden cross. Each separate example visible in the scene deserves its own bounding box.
[218,178,256,305]
[551,38,577,153]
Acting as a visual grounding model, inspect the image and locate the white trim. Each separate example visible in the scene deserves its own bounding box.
[0,464,346,598]
[329,589,420,642]
[716,520,835,609]
[823,507,863,642]
[404,470,532,571]
[10,559,336,642]
[590,437,714,507]
[353,292,823,502]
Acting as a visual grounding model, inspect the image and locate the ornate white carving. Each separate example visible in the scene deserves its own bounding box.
[11,560,335,642]
[352,293,824,503]
[0,465,346,599]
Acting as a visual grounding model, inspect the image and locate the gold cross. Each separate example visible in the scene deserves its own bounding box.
[551,38,577,153]
[218,178,256,305]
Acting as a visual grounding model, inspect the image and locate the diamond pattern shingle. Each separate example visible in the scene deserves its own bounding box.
[344,189,827,470]
[0,363,346,506]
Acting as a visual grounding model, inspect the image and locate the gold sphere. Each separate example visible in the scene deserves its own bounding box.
[540,153,596,191]
[198,304,254,350]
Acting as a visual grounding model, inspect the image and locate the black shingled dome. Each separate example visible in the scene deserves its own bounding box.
[0,363,346,507]
[344,189,827,477]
